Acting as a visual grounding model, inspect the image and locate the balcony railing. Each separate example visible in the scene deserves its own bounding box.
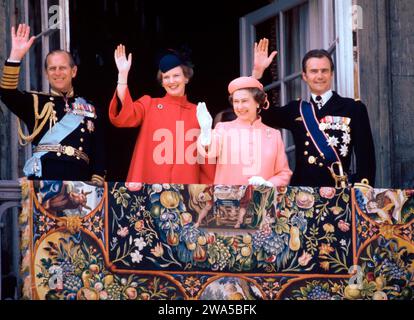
[0,180,21,300]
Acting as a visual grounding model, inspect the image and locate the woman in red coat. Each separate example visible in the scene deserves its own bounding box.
[109,45,214,184]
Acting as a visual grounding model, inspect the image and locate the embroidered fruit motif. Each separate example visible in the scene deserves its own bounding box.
[167,231,179,246]
[125,287,138,300]
[180,212,193,225]
[150,205,161,218]
[289,226,301,251]
[372,291,387,300]
[242,234,252,244]
[88,264,100,274]
[344,284,362,299]
[160,191,180,209]
[197,236,207,246]
[103,275,114,286]
[77,287,99,300]
[193,245,207,262]
[241,246,252,257]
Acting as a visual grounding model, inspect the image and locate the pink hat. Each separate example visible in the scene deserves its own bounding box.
[228,76,264,95]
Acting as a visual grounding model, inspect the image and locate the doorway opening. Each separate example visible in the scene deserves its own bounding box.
[69,0,269,180]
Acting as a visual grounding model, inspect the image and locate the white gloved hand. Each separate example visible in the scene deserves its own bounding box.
[196,102,213,146]
[248,176,273,188]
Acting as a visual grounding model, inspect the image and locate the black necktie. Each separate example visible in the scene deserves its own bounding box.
[315,95,323,110]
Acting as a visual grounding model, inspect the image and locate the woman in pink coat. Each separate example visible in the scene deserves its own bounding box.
[197,76,292,187]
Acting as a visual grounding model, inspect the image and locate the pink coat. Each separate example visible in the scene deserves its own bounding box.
[198,118,292,186]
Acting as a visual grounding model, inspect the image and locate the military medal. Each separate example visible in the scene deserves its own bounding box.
[87,120,95,133]
[319,116,352,157]
[67,97,97,118]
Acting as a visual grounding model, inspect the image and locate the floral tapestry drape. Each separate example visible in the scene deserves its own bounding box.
[19,179,414,300]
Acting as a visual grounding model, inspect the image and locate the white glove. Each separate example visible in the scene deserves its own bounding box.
[248,176,273,188]
[196,102,213,146]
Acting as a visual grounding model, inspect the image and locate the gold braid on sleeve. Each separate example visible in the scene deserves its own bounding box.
[17,94,56,146]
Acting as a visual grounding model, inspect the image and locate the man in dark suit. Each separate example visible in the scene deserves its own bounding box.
[0,24,105,183]
[253,41,375,187]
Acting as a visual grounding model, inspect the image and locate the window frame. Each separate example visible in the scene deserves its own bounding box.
[24,0,71,92]
[239,0,355,161]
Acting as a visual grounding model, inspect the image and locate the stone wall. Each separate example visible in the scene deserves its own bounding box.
[389,0,414,188]
[358,0,414,188]
[0,0,11,180]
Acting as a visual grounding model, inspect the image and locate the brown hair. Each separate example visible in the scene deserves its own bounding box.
[302,49,335,73]
[156,65,194,85]
[228,87,269,111]
[44,50,76,69]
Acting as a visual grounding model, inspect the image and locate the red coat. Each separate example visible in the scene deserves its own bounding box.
[109,89,215,184]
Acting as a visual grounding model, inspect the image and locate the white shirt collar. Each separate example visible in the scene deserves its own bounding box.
[311,90,333,107]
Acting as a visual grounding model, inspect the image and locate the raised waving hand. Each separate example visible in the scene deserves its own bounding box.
[114,44,132,101]
[252,38,278,80]
[10,24,36,61]
[114,44,132,79]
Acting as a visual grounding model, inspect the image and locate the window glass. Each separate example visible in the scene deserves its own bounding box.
[256,16,280,85]
[28,0,43,91]
[284,2,309,77]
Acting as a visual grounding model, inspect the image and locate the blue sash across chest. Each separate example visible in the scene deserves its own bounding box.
[299,100,340,164]
[23,97,88,177]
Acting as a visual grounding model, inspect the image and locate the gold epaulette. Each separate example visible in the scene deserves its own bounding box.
[17,94,56,146]
[0,64,20,89]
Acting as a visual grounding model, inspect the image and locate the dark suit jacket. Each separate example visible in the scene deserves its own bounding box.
[261,92,376,187]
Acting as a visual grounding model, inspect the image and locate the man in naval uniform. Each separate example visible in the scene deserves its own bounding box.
[253,42,375,187]
[0,24,105,184]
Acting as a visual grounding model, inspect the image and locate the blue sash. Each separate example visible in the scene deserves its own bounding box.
[23,97,87,177]
[299,100,340,164]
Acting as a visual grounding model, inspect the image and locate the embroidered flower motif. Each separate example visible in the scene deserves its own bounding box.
[338,220,350,232]
[319,187,336,199]
[340,144,349,157]
[319,243,335,256]
[320,261,330,271]
[326,135,339,147]
[323,223,335,233]
[134,237,147,250]
[295,191,315,209]
[117,226,129,238]
[298,251,313,266]
[131,250,143,264]
[342,132,351,144]
[152,184,163,193]
[125,182,142,192]
[150,243,164,257]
